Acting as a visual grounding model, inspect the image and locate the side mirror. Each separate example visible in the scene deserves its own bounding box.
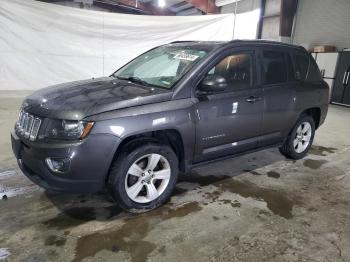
[197,75,227,95]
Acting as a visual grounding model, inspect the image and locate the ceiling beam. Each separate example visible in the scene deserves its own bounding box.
[184,0,218,14]
[257,0,266,39]
[280,0,298,37]
[257,0,298,39]
[169,1,189,9]
[94,0,176,15]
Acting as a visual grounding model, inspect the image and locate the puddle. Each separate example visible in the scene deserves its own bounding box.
[172,187,187,196]
[203,190,222,202]
[303,159,327,169]
[309,146,337,156]
[218,179,299,219]
[178,172,230,186]
[103,205,123,218]
[174,173,231,199]
[267,171,280,179]
[44,235,66,247]
[42,205,124,230]
[73,202,202,262]
[44,171,297,261]
[42,207,97,230]
[217,199,241,208]
[258,209,271,217]
[158,245,167,256]
[198,176,297,218]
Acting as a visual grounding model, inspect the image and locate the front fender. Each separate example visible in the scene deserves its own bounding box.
[86,99,196,164]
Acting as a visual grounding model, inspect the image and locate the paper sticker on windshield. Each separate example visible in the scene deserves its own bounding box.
[174,53,199,61]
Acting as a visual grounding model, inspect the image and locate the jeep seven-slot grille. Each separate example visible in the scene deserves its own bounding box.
[16,110,41,141]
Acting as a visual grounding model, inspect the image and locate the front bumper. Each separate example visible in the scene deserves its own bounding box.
[11,131,121,193]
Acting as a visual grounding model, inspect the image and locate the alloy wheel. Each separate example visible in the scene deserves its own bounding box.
[125,153,171,203]
[293,122,312,153]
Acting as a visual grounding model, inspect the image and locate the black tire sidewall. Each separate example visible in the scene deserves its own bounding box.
[286,115,315,159]
[108,143,178,212]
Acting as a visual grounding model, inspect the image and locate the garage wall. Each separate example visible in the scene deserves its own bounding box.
[260,0,280,40]
[221,0,260,14]
[220,0,261,39]
[293,0,350,50]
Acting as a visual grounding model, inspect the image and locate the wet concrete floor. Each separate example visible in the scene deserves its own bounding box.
[1,94,350,261]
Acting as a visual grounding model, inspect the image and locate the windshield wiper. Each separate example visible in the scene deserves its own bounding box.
[116,76,152,87]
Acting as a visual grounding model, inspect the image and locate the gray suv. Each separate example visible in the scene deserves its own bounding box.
[11,40,329,212]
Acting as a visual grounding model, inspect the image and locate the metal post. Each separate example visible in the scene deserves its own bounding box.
[257,0,266,39]
[232,0,238,39]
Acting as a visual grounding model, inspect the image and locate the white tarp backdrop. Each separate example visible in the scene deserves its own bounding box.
[0,0,235,90]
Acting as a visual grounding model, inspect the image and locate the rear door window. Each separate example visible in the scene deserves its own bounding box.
[295,54,309,81]
[286,53,295,81]
[262,51,288,85]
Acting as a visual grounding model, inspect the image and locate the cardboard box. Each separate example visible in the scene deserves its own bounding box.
[313,45,337,53]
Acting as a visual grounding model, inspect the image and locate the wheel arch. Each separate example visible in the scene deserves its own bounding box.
[107,129,186,183]
[301,107,321,129]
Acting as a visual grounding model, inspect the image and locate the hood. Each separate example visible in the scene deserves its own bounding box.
[23,77,172,120]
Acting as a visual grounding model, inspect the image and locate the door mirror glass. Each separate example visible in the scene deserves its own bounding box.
[198,75,227,94]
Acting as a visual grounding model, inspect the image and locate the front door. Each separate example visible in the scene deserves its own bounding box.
[193,50,263,163]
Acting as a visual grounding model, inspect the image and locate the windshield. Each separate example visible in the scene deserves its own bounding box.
[113,46,209,89]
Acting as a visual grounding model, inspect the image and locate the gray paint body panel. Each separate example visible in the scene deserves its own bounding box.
[11,40,329,193]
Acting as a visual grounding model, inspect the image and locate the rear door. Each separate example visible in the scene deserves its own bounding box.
[193,48,264,162]
[258,48,298,147]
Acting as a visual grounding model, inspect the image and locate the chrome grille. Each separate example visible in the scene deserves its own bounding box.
[16,110,41,141]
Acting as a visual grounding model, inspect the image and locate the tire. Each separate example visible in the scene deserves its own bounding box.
[108,142,178,213]
[279,114,315,160]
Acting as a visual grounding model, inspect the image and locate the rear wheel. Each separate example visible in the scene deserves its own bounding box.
[108,143,178,212]
[279,115,315,160]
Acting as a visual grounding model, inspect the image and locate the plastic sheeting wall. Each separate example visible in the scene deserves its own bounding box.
[0,0,234,90]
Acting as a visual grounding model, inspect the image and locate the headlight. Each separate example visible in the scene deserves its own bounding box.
[44,120,94,140]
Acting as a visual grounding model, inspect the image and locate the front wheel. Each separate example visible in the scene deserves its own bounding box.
[108,143,178,213]
[279,115,315,160]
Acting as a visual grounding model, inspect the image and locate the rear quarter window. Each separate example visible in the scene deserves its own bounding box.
[307,56,322,82]
[295,53,322,82]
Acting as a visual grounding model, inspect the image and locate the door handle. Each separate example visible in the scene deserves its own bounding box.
[343,71,348,85]
[246,96,262,103]
[346,72,350,86]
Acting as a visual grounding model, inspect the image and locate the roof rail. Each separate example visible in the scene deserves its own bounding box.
[168,41,195,44]
[227,39,304,50]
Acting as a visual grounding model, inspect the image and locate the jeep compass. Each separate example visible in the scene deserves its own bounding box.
[11,40,329,212]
